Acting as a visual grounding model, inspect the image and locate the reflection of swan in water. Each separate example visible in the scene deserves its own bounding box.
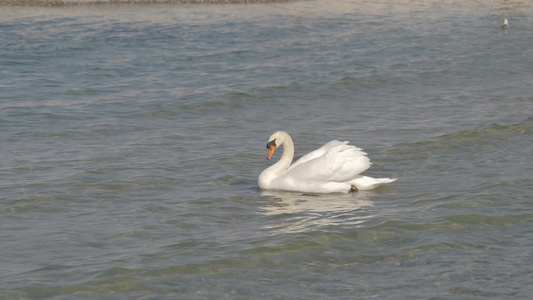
[260,190,374,234]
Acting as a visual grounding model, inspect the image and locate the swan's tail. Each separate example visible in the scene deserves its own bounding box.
[351,176,397,191]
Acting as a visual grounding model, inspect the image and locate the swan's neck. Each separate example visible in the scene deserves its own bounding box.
[265,133,294,177]
[258,132,295,189]
[275,136,294,174]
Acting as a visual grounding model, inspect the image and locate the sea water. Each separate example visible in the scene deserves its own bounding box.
[1,0,533,298]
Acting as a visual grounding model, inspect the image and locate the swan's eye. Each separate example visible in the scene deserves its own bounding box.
[266,140,276,149]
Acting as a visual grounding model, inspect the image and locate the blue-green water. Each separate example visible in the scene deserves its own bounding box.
[1,1,533,298]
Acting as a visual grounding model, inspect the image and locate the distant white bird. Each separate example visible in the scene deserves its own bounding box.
[502,19,509,30]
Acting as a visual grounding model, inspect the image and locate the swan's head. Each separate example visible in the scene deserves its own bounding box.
[265,131,288,160]
[266,139,276,160]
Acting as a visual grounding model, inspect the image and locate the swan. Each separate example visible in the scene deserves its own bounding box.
[258,131,396,193]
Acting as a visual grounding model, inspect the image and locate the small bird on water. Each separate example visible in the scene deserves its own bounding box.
[502,19,509,30]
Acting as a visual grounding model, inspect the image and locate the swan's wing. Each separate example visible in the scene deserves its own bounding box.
[287,140,349,171]
[284,143,371,183]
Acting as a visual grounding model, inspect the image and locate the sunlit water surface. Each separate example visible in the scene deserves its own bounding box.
[1,0,533,298]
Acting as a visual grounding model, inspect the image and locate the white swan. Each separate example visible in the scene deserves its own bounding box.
[258,131,396,193]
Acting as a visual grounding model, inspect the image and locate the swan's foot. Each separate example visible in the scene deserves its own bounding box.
[350,185,359,192]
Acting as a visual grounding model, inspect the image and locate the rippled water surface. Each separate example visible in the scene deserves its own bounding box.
[1,0,533,298]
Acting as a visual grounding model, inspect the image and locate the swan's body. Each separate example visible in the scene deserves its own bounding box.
[258,131,396,193]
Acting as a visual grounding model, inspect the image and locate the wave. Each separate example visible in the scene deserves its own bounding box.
[387,117,533,156]
[437,117,532,143]
[332,75,412,91]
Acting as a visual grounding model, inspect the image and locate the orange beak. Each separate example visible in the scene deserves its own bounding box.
[267,145,276,160]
